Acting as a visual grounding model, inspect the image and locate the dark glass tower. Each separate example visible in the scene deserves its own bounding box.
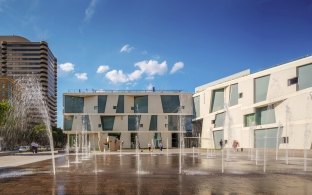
[0,35,57,126]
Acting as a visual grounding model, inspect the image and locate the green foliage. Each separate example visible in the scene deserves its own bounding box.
[30,124,48,145]
[52,126,66,148]
[0,101,10,126]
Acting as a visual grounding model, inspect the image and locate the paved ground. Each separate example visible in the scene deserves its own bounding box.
[0,149,311,194]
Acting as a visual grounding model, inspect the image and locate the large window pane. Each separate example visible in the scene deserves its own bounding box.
[255,106,275,125]
[193,96,200,118]
[82,115,91,131]
[184,116,193,132]
[210,88,224,113]
[161,95,180,113]
[64,96,84,113]
[229,84,238,106]
[244,113,255,127]
[168,115,178,131]
[116,95,124,113]
[254,75,270,103]
[64,115,73,131]
[255,128,278,148]
[101,116,115,131]
[213,130,224,149]
[214,112,225,128]
[149,115,157,131]
[128,115,140,131]
[134,96,148,113]
[298,64,312,90]
[98,95,107,113]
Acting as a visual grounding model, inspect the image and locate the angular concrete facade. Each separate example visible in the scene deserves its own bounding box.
[63,90,193,150]
[193,56,312,150]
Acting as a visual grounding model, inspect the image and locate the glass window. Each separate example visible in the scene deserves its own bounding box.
[298,64,312,90]
[168,115,178,131]
[210,88,224,113]
[98,95,107,113]
[193,96,200,118]
[116,95,124,113]
[255,128,279,148]
[82,115,91,131]
[213,130,224,149]
[64,96,84,113]
[149,115,157,131]
[64,115,73,131]
[229,84,238,106]
[255,106,276,125]
[134,96,148,113]
[128,115,141,131]
[244,113,255,127]
[100,116,115,131]
[254,75,270,103]
[184,116,193,132]
[161,95,180,113]
[214,112,225,128]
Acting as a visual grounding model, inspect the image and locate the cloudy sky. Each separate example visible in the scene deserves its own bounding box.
[1,0,312,127]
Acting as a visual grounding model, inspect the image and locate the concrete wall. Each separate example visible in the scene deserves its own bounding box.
[63,92,193,149]
[194,56,312,149]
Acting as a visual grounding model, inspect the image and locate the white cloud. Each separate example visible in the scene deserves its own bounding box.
[96,65,110,73]
[75,73,88,81]
[120,44,134,53]
[105,70,128,84]
[105,60,169,84]
[135,60,168,76]
[84,0,98,22]
[60,62,75,72]
[105,69,144,84]
[128,70,143,81]
[170,61,184,74]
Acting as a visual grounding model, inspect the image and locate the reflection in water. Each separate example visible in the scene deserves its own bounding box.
[0,151,311,194]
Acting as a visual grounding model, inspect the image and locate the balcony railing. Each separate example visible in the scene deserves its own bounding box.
[66,89,184,93]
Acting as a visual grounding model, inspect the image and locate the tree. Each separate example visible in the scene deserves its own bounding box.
[0,101,10,126]
[52,126,66,148]
[30,124,48,145]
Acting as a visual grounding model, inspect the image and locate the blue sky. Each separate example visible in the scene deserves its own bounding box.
[1,0,312,128]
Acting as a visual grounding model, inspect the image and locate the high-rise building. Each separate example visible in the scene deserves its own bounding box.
[0,35,57,126]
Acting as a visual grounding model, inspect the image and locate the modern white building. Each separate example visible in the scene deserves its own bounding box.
[193,56,312,150]
[63,90,193,150]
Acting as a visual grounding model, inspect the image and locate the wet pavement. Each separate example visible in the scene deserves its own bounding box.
[0,149,311,194]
